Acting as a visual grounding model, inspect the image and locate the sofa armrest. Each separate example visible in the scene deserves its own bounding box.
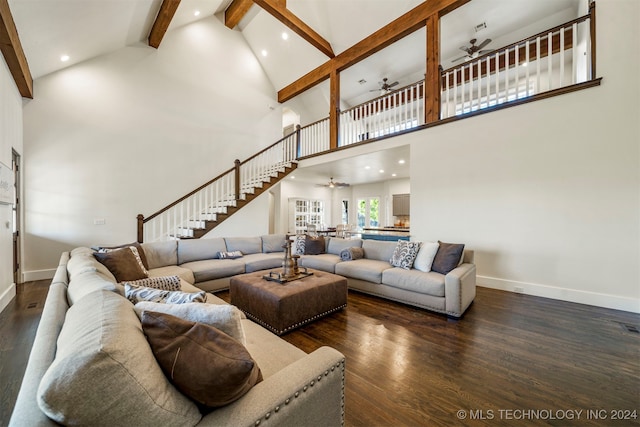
[9,282,69,427]
[198,346,345,427]
[444,263,477,318]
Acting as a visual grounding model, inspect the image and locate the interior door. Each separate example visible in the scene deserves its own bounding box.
[12,150,20,284]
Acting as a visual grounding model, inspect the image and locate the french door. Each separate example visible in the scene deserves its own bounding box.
[12,150,20,284]
[356,197,380,228]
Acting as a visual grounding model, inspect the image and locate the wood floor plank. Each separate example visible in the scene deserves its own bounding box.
[1,282,638,426]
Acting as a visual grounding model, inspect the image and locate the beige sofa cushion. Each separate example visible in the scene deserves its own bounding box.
[37,290,201,426]
[261,234,286,253]
[67,270,117,305]
[225,237,262,255]
[141,241,179,269]
[335,259,391,284]
[362,239,398,262]
[178,238,227,264]
[300,253,342,273]
[327,237,362,255]
[382,268,446,297]
[148,265,195,284]
[243,253,283,273]
[180,259,245,282]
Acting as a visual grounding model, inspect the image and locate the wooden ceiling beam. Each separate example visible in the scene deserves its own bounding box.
[148,0,181,49]
[225,0,254,29]
[253,0,334,58]
[277,0,470,103]
[0,0,33,98]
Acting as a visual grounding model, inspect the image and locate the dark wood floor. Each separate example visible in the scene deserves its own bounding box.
[2,281,639,426]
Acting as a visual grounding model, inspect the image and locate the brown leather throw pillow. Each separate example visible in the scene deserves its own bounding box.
[141,311,262,408]
[304,235,326,255]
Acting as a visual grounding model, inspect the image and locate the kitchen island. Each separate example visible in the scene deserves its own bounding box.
[361,227,410,241]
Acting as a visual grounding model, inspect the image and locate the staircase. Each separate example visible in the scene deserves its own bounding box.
[138,133,298,242]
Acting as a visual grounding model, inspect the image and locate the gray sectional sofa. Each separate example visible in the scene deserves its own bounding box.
[141,234,476,319]
[10,244,345,427]
[11,233,475,426]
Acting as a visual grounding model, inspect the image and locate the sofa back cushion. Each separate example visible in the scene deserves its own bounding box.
[178,238,227,264]
[225,237,262,255]
[362,239,398,262]
[141,241,179,269]
[327,238,362,255]
[37,290,201,426]
[261,234,286,253]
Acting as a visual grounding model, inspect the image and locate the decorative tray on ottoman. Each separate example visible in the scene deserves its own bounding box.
[263,268,313,284]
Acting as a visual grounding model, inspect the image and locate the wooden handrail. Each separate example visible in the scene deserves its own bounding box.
[239,131,297,166]
[141,165,235,224]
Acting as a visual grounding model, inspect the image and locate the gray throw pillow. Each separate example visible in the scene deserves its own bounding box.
[431,241,465,274]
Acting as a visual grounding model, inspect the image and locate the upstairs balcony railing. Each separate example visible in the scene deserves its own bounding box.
[441,12,594,118]
[297,7,596,158]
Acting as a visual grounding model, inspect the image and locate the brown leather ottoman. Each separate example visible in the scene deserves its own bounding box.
[230,269,347,335]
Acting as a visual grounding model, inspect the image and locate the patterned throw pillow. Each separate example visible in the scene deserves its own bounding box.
[389,240,422,270]
[125,284,207,304]
[292,235,306,256]
[122,275,181,291]
[217,250,243,259]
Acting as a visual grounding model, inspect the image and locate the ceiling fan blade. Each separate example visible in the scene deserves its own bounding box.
[451,55,469,62]
[477,38,492,50]
[478,49,492,55]
[388,81,399,88]
[459,46,470,53]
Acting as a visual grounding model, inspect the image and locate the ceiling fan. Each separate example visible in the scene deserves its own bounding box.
[317,177,350,188]
[370,77,399,93]
[451,38,492,63]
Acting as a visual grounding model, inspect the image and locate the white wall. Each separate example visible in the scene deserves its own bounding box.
[407,0,639,312]
[0,55,23,312]
[22,16,282,278]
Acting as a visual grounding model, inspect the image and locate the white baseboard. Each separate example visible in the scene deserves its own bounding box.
[0,283,16,314]
[23,268,56,282]
[478,275,640,314]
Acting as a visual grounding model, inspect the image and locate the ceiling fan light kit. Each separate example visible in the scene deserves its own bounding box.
[451,38,493,63]
[319,177,350,188]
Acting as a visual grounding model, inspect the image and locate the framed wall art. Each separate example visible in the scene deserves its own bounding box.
[0,161,14,205]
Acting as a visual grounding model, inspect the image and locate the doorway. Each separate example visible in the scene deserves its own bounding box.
[12,150,21,285]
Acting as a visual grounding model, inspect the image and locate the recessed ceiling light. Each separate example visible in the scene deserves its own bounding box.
[364,166,371,170]
[290,175,295,179]
[521,62,528,67]
[398,159,405,164]
[282,32,289,40]
[60,54,70,62]
[194,10,200,16]
[379,169,384,173]
[392,173,397,177]
[261,49,268,57]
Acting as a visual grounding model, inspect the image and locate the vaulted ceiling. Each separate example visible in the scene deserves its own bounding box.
[5,0,580,103]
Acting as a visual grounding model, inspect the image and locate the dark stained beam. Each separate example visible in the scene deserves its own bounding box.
[329,69,339,149]
[425,14,440,123]
[225,0,254,29]
[148,0,181,49]
[277,0,470,102]
[0,0,33,98]
[253,0,334,58]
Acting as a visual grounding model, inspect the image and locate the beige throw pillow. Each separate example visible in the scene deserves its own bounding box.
[134,301,246,345]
